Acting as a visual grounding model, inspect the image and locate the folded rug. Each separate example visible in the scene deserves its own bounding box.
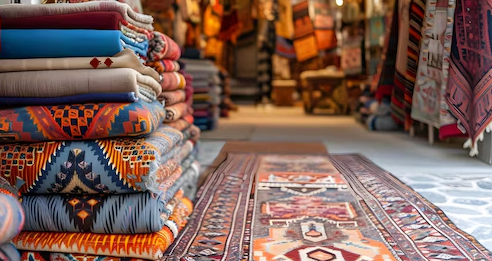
[159,90,186,106]
[0,11,151,42]
[0,93,138,108]
[0,1,153,31]
[0,126,183,195]
[178,140,194,162]
[0,29,148,60]
[164,103,188,123]
[0,50,159,81]
[146,60,181,73]
[0,243,20,261]
[160,72,186,92]
[0,68,161,103]
[0,100,165,143]
[0,194,24,245]
[163,118,191,132]
[189,125,201,142]
[148,32,181,61]
[22,167,182,234]
[13,198,193,260]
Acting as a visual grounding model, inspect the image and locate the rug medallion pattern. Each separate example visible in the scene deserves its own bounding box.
[165,154,492,260]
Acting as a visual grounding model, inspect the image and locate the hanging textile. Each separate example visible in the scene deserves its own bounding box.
[391,0,426,129]
[257,19,276,103]
[373,1,398,103]
[446,0,492,156]
[368,16,384,47]
[412,0,459,138]
[237,0,255,35]
[311,0,337,51]
[275,0,294,39]
[292,0,318,62]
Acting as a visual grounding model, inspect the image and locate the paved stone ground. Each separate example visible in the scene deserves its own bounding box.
[197,106,492,250]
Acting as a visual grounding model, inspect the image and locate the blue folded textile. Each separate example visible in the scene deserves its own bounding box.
[0,29,148,59]
[0,93,138,108]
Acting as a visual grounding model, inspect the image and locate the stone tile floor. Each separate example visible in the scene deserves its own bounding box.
[197,105,492,250]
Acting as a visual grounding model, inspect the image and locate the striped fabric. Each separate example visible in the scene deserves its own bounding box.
[392,0,426,129]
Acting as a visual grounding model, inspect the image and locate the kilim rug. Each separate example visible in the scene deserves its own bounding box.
[165,151,492,260]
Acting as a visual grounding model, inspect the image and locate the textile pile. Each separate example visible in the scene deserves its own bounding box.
[0,3,197,260]
[180,51,222,131]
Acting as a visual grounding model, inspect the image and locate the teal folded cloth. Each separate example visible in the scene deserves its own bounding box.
[0,29,148,59]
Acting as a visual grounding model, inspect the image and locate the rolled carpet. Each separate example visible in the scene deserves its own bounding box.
[0,49,160,81]
[0,12,151,42]
[147,60,182,73]
[0,29,148,60]
[163,117,191,132]
[0,100,165,143]
[164,103,189,123]
[0,1,153,31]
[0,126,183,195]
[159,89,186,106]
[160,72,186,92]
[148,31,181,61]
[13,198,193,260]
[21,167,182,234]
[0,68,161,103]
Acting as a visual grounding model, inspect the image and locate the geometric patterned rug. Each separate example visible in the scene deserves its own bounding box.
[165,153,492,260]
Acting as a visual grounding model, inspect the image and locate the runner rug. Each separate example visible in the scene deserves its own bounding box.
[165,152,492,260]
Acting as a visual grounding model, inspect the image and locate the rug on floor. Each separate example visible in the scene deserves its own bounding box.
[165,153,492,260]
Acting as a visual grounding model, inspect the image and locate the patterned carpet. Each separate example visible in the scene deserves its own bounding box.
[165,152,491,260]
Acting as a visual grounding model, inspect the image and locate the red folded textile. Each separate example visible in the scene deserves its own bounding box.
[0,12,152,39]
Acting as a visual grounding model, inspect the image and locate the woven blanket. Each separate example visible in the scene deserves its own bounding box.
[165,153,492,260]
[146,60,181,73]
[0,68,161,103]
[0,1,153,31]
[445,0,492,155]
[0,50,159,81]
[0,126,183,195]
[0,11,151,43]
[159,72,186,93]
[148,32,181,61]
[0,29,148,60]
[21,167,182,234]
[164,103,188,123]
[0,194,24,245]
[13,198,193,260]
[0,93,138,108]
[159,90,186,106]
[412,0,458,138]
[0,243,20,261]
[0,100,165,143]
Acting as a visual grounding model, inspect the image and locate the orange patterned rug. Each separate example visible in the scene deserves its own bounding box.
[165,152,492,260]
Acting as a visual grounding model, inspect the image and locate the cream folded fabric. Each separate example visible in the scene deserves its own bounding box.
[0,50,160,82]
[0,68,162,102]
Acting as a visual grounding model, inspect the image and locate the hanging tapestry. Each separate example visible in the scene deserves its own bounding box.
[294,35,319,62]
[292,1,314,39]
[276,0,294,39]
[446,0,492,156]
[373,2,398,103]
[21,168,181,234]
[311,0,337,51]
[0,100,165,143]
[412,0,458,138]
[0,126,183,195]
[368,16,384,47]
[275,36,296,59]
[341,36,363,75]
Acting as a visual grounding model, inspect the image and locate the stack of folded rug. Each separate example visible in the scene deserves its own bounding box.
[0,3,196,260]
[146,33,202,200]
[217,67,237,118]
[0,177,24,261]
[180,54,222,131]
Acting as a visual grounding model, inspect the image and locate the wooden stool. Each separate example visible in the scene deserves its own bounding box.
[300,69,346,114]
[272,80,297,106]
